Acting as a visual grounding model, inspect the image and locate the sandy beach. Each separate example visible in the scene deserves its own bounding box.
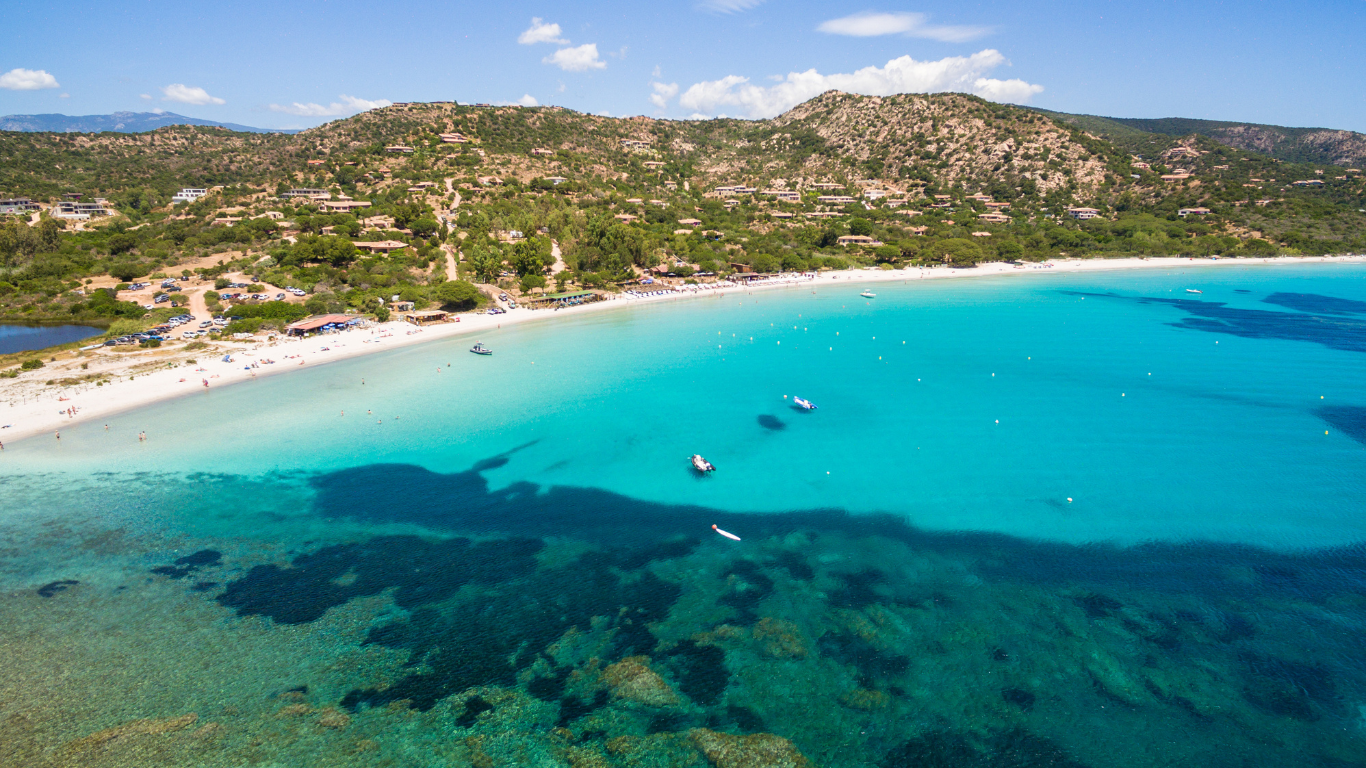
[2,254,1361,446]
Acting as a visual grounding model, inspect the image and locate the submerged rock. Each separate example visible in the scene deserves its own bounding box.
[64,713,199,753]
[604,656,681,708]
[687,728,813,768]
[839,689,890,711]
[753,617,808,659]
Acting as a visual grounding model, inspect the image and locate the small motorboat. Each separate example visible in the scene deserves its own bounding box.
[1185,289,1202,294]
[690,454,715,473]
[794,396,818,410]
[861,290,876,298]
[470,342,492,355]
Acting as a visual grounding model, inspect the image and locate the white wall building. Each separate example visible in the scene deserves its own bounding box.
[172,188,208,203]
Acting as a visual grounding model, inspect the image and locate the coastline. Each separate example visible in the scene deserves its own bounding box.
[2,253,1361,447]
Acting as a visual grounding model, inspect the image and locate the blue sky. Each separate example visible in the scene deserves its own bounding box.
[2,0,1363,131]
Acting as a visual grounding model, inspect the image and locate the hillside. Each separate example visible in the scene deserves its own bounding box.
[0,111,296,135]
[1032,109,1366,168]
[1,91,1364,346]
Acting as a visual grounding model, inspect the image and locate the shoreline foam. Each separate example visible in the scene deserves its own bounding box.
[2,254,1361,446]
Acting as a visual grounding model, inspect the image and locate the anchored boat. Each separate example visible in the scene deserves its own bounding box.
[1185,289,1203,294]
[690,454,715,473]
[861,290,876,298]
[794,396,818,410]
[470,342,492,355]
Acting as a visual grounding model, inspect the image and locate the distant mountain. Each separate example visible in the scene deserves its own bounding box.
[0,111,299,135]
[1029,109,1366,168]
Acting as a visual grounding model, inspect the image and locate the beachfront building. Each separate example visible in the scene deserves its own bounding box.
[817,195,856,205]
[524,290,601,310]
[404,310,450,326]
[285,314,359,336]
[677,218,702,227]
[1067,207,1102,220]
[439,133,468,144]
[385,145,415,153]
[544,177,567,185]
[643,161,666,169]
[836,235,882,246]
[171,188,208,203]
[978,213,1012,224]
[1292,179,1326,187]
[1178,207,1212,217]
[530,148,555,156]
[811,182,844,190]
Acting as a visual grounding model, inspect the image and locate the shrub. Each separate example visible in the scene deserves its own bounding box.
[20,359,44,370]
[214,278,231,289]
[139,338,162,348]
[433,279,482,309]
[108,262,146,282]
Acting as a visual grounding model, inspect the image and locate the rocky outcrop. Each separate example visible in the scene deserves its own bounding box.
[688,728,813,768]
[603,656,681,708]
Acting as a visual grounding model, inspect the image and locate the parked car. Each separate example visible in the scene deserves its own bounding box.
[154,294,170,304]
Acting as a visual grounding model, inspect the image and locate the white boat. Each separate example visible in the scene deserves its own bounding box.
[470,342,492,355]
[861,290,876,298]
[690,454,715,473]
[1185,289,1202,294]
[794,396,817,410]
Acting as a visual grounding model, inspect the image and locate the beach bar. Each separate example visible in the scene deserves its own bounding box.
[524,290,600,310]
[403,310,451,325]
[285,314,359,336]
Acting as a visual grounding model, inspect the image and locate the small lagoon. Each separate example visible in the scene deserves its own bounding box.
[1,264,1364,767]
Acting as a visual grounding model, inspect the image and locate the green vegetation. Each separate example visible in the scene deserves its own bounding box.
[0,93,1362,334]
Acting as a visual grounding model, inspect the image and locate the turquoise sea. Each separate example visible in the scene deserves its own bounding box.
[2,263,1365,767]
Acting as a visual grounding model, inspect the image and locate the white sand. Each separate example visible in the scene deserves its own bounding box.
[2,254,1361,446]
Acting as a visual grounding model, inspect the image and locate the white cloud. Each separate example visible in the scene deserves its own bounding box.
[139,93,152,100]
[268,94,392,117]
[817,11,990,43]
[517,94,539,107]
[649,81,680,108]
[518,17,568,45]
[0,68,60,90]
[58,92,70,99]
[678,50,1043,119]
[161,83,225,105]
[698,0,766,13]
[543,44,606,72]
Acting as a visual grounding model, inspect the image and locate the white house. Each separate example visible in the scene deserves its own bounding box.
[172,188,208,203]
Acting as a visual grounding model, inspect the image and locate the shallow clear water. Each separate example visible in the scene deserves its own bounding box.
[0,322,102,355]
[2,264,1365,768]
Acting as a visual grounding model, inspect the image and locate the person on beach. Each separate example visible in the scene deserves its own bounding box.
[55,431,60,439]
